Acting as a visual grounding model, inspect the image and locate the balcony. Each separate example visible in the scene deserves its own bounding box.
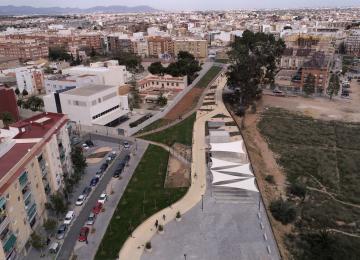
[0,214,9,234]
[2,233,16,255]
[27,203,36,220]
[19,172,28,188]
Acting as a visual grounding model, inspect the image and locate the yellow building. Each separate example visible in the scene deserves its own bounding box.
[0,112,72,260]
[174,39,208,59]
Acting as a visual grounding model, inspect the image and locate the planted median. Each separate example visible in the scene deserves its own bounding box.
[95,145,187,260]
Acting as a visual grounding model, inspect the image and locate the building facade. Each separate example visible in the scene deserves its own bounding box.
[44,84,129,126]
[174,39,208,59]
[15,67,44,95]
[0,113,71,260]
[0,40,49,61]
[0,87,20,122]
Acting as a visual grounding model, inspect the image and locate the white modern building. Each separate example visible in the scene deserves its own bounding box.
[62,60,131,87]
[44,74,101,94]
[44,84,129,126]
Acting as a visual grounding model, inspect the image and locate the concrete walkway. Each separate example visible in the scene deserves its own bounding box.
[118,69,227,260]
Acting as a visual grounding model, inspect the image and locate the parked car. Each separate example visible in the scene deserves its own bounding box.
[49,242,61,254]
[95,170,103,178]
[82,187,92,197]
[92,202,103,215]
[56,224,67,240]
[78,227,90,242]
[100,163,108,172]
[75,195,86,206]
[123,141,130,149]
[63,211,75,225]
[90,177,99,187]
[107,151,117,162]
[82,143,90,150]
[113,169,122,178]
[98,193,107,204]
[86,212,96,225]
[85,140,94,147]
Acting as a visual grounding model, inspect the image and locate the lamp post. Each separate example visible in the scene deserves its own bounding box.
[184,253,187,260]
[201,194,204,212]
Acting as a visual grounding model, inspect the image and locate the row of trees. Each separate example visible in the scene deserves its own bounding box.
[17,96,44,111]
[302,72,340,99]
[148,51,201,83]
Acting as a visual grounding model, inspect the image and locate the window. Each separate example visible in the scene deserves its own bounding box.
[102,92,116,102]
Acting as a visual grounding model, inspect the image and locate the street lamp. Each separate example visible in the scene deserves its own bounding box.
[201,194,204,211]
[184,253,187,260]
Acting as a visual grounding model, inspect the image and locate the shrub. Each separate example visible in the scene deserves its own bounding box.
[270,198,297,224]
[265,175,275,184]
[145,241,152,249]
[288,182,307,198]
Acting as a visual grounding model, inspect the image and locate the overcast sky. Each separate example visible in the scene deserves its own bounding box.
[2,0,359,10]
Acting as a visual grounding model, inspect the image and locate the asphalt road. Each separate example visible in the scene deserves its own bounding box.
[57,139,133,260]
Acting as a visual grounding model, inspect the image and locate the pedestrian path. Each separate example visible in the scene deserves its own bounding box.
[118,70,227,260]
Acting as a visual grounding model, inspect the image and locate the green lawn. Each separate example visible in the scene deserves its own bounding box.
[141,113,196,146]
[135,119,171,135]
[95,145,187,260]
[195,66,222,88]
[258,107,360,259]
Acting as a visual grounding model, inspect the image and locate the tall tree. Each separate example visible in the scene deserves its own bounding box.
[14,87,20,96]
[226,30,286,106]
[303,73,316,96]
[22,89,28,97]
[71,146,87,173]
[148,62,165,75]
[327,73,340,99]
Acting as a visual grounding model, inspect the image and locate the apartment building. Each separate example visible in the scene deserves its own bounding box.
[15,67,45,95]
[107,35,132,53]
[147,36,174,57]
[0,40,49,61]
[345,30,360,56]
[174,39,208,59]
[300,52,330,93]
[0,112,71,260]
[44,84,129,126]
[62,60,131,87]
[131,39,149,57]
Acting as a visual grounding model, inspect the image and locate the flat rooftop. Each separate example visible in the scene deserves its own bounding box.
[61,84,115,97]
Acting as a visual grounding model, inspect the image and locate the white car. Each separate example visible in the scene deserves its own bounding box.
[75,195,86,206]
[98,193,107,204]
[63,211,75,225]
[82,143,89,150]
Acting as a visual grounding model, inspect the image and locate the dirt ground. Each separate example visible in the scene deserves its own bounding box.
[229,81,360,259]
[263,80,360,122]
[86,147,112,164]
[165,156,191,188]
[164,88,204,120]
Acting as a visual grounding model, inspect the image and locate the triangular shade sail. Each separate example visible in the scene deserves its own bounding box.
[210,140,245,154]
[217,163,253,176]
[210,157,241,169]
[211,170,248,184]
[215,177,259,192]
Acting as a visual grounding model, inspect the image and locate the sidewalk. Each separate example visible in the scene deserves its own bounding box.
[118,70,228,260]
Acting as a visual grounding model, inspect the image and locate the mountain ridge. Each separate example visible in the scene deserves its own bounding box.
[0,5,159,15]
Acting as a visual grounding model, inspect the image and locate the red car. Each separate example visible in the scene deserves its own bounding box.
[78,227,89,242]
[92,202,103,215]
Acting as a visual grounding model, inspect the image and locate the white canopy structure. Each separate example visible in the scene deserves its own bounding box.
[210,140,245,154]
[218,163,253,176]
[210,157,241,169]
[215,178,259,192]
[211,170,248,184]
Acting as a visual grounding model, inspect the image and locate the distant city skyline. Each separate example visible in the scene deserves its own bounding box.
[1,0,360,11]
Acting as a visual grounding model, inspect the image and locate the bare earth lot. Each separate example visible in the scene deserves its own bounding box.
[236,80,360,259]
